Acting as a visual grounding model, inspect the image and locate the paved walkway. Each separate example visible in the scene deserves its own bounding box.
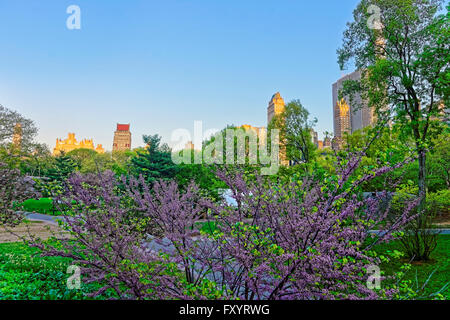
[21,212,450,235]
[21,212,64,226]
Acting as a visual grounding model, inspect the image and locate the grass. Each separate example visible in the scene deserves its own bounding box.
[0,242,110,300]
[19,198,63,216]
[197,221,219,235]
[372,234,450,299]
[0,236,448,300]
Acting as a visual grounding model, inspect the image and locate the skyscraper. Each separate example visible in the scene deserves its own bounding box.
[267,92,285,125]
[332,70,374,149]
[310,129,319,148]
[113,124,132,152]
[267,92,289,166]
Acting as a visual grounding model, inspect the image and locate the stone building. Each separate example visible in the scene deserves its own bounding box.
[310,129,319,148]
[184,140,195,150]
[267,92,289,166]
[53,133,105,156]
[238,124,267,145]
[267,92,285,125]
[231,92,288,166]
[112,123,132,152]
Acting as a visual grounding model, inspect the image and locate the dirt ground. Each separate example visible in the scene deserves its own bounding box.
[0,221,67,243]
[434,212,450,228]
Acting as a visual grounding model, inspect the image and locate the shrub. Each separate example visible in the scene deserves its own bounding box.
[390,184,438,261]
[427,190,450,219]
[0,163,37,227]
[29,150,419,300]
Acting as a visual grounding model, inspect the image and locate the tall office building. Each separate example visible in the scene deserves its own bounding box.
[267,92,285,125]
[112,123,132,152]
[332,70,374,149]
[267,92,289,166]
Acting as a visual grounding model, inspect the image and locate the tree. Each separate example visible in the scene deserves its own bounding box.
[30,148,424,300]
[269,99,317,165]
[67,148,116,174]
[31,171,187,300]
[427,131,450,192]
[67,148,98,165]
[45,152,79,183]
[337,0,449,213]
[111,149,135,176]
[130,134,179,184]
[19,143,53,177]
[0,104,38,152]
[176,163,225,200]
[0,163,37,227]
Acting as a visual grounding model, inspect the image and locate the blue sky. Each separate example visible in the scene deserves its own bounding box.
[0,0,360,150]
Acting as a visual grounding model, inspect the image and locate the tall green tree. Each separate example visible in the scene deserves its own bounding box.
[45,152,79,182]
[0,104,38,151]
[19,143,53,177]
[0,104,43,169]
[337,0,449,212]
[67,148,118,174]
[269,99,317,165]
[130,134,178,184]
[427,131,450,192]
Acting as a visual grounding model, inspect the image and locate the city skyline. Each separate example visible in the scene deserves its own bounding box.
[0,0,360,151]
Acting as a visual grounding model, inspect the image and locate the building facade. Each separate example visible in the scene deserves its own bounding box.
[238,124,267,145]
[112,123,132,152]
[310,129,319,148]
[323,137,332,149]
[332,70,374,149]
[53,133,105,156]
[267,92,285,125]
[267,92,289,166]
[12,123,22,148]
[232,92,288,166]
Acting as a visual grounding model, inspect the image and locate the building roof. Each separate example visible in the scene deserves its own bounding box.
[116,124,130,131]
[269,92,285,106]
[271,92,281,100]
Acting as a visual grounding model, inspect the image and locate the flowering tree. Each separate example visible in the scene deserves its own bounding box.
[337,0,449,261]
[190,152,417,300]
[31,171,190,299]
[0,163,36,227]
[29,150,418,300]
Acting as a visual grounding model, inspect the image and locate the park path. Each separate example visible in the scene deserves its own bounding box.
[21,212,450,235]
[22,212,63,225]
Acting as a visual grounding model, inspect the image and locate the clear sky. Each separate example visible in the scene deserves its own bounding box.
[0,0,360,151]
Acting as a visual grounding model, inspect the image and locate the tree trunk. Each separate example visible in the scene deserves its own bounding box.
[417,148,427,214]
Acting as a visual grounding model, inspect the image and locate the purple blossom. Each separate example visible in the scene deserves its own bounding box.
[27,152,417,300]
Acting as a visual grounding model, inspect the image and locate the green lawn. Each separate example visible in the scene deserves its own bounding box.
[0,236,448,300]
[373,234,450,299]
[19,198,63,216]
[0,242,107,300]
